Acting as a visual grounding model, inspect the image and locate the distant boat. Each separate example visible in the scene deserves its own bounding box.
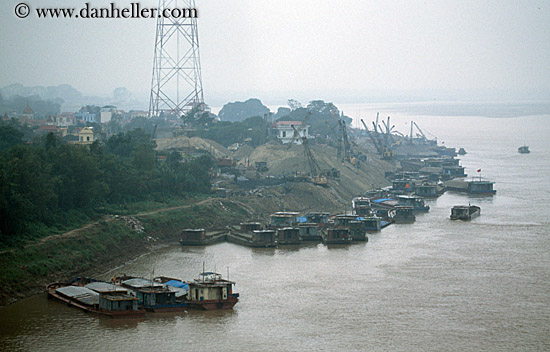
[518,145,530,154]
[457,148,467,155]
[450,205,480,221]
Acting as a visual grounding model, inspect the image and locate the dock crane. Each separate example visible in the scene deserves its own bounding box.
[365,113,394,159]
[361,119,383,154]
[291,124,328,186]
[409,120,435,145]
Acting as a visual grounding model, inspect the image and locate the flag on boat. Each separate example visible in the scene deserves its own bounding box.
[477,169,481,172]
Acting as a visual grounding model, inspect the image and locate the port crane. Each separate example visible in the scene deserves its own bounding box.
[361,119,383,154]
[409,121,435,145]
[364,113,394,159]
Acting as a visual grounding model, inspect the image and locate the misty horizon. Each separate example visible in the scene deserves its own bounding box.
[1,0,549,109]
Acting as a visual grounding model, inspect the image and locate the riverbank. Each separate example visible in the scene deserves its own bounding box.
[0,197,256,306]
[0,138,393,306]
[0,183,349,306]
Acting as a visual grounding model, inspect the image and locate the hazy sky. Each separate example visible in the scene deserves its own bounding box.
[1,0,549,106]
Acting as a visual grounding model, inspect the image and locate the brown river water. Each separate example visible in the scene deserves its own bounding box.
[1,108,550,351]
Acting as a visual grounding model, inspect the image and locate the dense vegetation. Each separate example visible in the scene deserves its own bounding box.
[276,100,354,140]
[193,115,266,147]
[0,122,212,247]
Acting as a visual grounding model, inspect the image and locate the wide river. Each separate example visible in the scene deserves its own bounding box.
[1,103,550,351]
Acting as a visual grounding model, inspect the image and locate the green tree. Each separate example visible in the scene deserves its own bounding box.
[0,145,57,243]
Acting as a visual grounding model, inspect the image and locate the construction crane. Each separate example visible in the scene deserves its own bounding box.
[408,120,436,145]
[413,121,427,141]
[324,120,342,160]
[367,113,394,160]
[361,119,383,154]
[340,120,353,163]
[287,112,310,148]
[291,124,327,186]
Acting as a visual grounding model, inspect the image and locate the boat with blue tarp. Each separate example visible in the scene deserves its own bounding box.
[119,277,188,312]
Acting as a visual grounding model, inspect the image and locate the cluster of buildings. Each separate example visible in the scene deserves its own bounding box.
[3,104,150,145]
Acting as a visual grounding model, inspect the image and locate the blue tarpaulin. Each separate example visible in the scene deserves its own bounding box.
[297,216,307,223]
[372,198,393,203]
[164,280,189,290]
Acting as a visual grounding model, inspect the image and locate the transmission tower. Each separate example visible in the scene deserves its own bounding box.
[149,0,204,118]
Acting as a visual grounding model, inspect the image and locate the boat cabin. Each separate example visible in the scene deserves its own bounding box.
[269,212,299,228]
[276,227,301,245]
[98,293,140,312]
[240,222,262,232]
[467,180,496,195]
[352,197,372,216]
[180,229,206,245]
[443,166,466,178]
[305,212,330,226]
[397,195,430,212]
[298,223,321,241]
[334,215,357,227]
[120,278,177,308]
[87,282,140,312]
[349,221,368,241]
[352,196,370,209]
[186,272,239,310]
[251,230,277,247]
[326,228,351,244]
[415,183,438,197]
[392,179,415,192]
[360,217,382,232]
[392,206,416,224]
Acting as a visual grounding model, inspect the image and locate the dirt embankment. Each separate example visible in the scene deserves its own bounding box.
[1,137,396,306]
[0,198,253,306]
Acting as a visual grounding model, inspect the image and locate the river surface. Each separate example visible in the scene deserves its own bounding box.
[1,103,550,351]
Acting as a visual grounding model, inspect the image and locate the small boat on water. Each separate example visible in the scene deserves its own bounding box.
[450,205,480,220]
[186,272,239,310]
[47,278,145,318]
[391,206,416,224]
[458,148,467,155]
[518,145,530,154]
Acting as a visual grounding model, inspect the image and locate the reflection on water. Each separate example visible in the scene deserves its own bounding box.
[1,113,550,351]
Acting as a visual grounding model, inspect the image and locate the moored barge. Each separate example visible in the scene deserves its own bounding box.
[47,278,144,318]
[186,272,239,310]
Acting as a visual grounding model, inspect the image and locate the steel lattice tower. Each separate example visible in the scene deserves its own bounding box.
[149,0,204,117]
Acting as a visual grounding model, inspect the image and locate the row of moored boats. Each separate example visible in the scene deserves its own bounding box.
[47,272,239,318]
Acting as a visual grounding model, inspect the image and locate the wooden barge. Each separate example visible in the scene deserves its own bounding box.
[47,278,145,318]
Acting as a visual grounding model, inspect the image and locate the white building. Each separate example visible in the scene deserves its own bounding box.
[273,121,310,144]
[100,105,116,124]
